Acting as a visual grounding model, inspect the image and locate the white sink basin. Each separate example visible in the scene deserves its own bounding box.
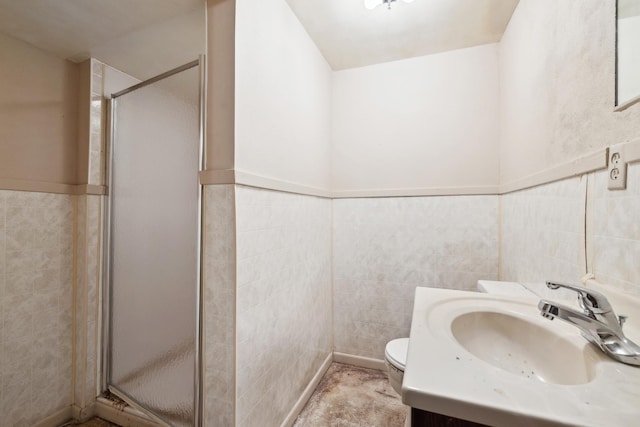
[451,311,598,385]
[402,288,640,427]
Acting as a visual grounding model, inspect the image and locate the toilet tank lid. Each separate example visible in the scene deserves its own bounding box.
[385,338,409,370]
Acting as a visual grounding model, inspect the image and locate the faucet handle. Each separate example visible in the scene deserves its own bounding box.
[543,282,636,358]
[545,281,612,314]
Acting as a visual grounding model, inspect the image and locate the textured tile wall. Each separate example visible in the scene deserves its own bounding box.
[501,177,586,284]
[501,163,640,298]
[73,59,105,416]
[332,196,499,360]
[88,59,104,186]
[74,195,103,414]
[203,185,236,427]
[235,186,332,427]
[0,190,74,426]
[74,196,87,408]
[591,162,640,295]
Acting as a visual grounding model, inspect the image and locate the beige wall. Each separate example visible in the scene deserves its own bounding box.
[499,0,640,185]
[0,32,79,186]
[206,0,236,172]
[234,0,332,190]
[76,60,91,184]
[332,43,500,193]
[216,0,640,196]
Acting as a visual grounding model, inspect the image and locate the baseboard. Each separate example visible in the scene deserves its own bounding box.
[95,397,160,426]
[71,403,97,422]
[333,352,386,371]
[90,353,382,427]
[31,406,73,427]
[280,352,333,427]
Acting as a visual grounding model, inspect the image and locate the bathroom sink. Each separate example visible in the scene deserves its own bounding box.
[402,288,640,427]
[451,311,597,385]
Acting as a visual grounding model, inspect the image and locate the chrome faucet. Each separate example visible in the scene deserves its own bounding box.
[538,281,640,366]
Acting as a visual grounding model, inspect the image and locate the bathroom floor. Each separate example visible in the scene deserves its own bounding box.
[70,419,120,427]
[293,362,407,427]
[68,363,405,427]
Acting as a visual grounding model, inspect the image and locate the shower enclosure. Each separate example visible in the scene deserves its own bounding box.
[103,59,205,426]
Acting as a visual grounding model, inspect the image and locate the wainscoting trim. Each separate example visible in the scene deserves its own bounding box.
[281,352,333,427]
[94,397,158,427]
[333,352,387,371]
[31,407,73,427]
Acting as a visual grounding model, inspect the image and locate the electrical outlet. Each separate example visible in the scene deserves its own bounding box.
[607,144,627,191]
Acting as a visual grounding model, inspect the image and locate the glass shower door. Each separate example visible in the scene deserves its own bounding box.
[106,61,202,426]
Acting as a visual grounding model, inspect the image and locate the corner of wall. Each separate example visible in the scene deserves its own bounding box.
[203,184,237,426]
[206,0,236,173]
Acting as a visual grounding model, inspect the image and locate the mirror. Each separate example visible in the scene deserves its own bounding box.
[616,0,640,110]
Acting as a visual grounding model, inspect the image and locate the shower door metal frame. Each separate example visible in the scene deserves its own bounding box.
[101,56,206,426]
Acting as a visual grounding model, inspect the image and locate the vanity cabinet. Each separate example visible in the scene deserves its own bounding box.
[411,408,489,427]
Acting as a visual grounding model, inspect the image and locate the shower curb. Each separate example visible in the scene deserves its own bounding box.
[95,397,159,427]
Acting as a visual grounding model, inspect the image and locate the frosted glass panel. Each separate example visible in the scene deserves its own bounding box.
[109,66,200,426]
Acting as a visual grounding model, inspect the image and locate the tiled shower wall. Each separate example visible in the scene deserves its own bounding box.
[0,190,73,425]
[332,196,500,360]
[235,186,332,427]
[500,162,640,296]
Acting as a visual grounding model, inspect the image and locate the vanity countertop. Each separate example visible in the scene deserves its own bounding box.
[402,287,640,427]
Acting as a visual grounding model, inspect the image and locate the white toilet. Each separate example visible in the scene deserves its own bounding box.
[384,337,409,395]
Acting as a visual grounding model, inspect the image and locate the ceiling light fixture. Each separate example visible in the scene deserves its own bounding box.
[364,0,415,10]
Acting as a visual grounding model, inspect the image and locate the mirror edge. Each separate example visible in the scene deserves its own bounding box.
[615,0,640,111]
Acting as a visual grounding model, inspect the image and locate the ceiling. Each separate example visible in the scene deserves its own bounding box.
[286,0,520,70]
[0,0,205,79]
[0,0,521,75]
